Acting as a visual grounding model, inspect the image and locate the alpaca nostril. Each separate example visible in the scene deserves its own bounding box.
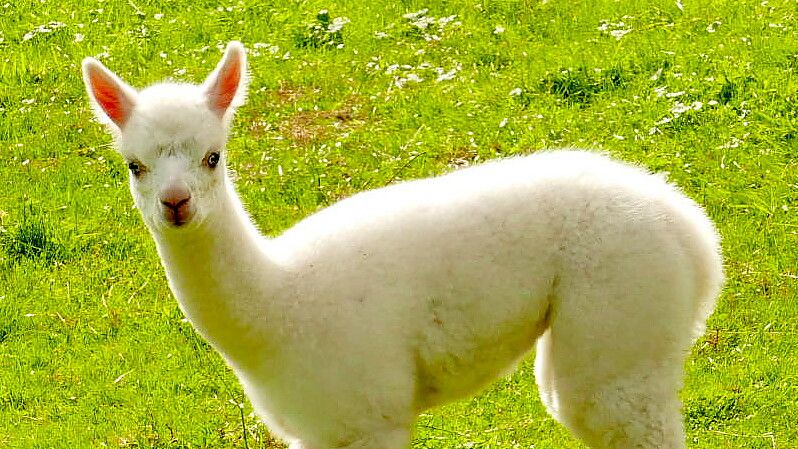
[161,196,191,209]
[160,185,192,209]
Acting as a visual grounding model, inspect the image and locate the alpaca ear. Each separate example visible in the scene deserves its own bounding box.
[203,41,248,119]
[82,58,138,129]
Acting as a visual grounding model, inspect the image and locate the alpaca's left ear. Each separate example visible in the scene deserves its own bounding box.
[203,41,248,120]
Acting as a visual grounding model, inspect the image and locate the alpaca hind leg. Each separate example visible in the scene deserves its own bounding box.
[339,428,411,449]
[290,428,411,449]
[537,327,689,448]
[561,366,686,448]
[536,260,699,448]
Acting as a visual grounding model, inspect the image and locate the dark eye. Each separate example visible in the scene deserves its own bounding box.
[128,160,144,177]
[205,151,221,169]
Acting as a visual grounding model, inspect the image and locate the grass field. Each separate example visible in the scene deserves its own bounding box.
[1,0,797,447]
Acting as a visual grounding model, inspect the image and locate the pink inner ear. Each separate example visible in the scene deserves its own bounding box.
[209,58,241,114]
[88,67,132,127]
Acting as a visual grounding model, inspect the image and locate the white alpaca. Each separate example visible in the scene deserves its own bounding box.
[82,42,723,449]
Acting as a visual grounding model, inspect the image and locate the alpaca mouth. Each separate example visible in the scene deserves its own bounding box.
[170,217,188,227]
[163,206,193,227]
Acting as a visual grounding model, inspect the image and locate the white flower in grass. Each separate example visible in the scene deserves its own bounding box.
[23,21,66,41]
[509,87,523,96]
[438,15,457,26]
[412,16,435,29]
[598,20,631,40]
[394,74,424,89]
[718,137,742,149]
[328,17,350,33]
[254,43,280,55]
[494,25,505,34]
[610,28,631,40]
[670,102,690,115]
[154,13,164,20]
[650,68,663,81]
[435,71,456,82]
[403,9,429,20]
[74,33,84,43]
[499,117,508,128]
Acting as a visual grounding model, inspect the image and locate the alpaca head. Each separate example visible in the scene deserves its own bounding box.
[82,42,248,232]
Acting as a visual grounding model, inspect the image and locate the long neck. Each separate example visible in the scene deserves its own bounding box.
[151,179,283,364]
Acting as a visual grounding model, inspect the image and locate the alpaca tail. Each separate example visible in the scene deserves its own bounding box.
[679,199,725,342]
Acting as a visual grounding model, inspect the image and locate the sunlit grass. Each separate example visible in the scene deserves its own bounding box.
[1,0,796,448]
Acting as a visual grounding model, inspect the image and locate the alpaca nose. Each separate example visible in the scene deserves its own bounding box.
[160,183,193,226]
[160,184,192,209]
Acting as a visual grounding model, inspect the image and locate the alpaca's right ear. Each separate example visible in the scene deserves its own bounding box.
[82,58,138,129]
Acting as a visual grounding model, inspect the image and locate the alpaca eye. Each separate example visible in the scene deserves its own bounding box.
[205,151,221,169]
[128,160,144,177]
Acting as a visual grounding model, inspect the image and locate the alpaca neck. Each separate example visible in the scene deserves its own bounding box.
[151,178,281,363]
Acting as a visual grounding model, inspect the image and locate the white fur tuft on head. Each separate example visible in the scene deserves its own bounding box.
[82,58,139,131]
[202,41,248,122]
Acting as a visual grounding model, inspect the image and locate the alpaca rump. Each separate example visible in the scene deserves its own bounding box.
[83,41,723,449]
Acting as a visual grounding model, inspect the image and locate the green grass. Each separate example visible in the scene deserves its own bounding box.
[1,0,796,447]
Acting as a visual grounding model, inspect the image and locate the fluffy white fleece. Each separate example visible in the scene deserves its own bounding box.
[83,42,723,449]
